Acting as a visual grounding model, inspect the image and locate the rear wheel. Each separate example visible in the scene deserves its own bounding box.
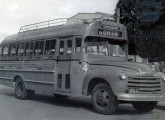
[132,101,158,113]
[15,78,35,99]
[91,83,118,115]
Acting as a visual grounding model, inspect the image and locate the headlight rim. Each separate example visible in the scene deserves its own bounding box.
[119,72,127,80]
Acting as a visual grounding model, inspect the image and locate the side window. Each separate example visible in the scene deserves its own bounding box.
[34,41,44,55]
[67,40,72,54]
[29,42,34,55]
[0,46,2,56]
[17,43,24,56]
[2,45,8,57]
[9,44,16,56]
[59,41,64,55]
[75,38,82,52]
[45,40,56,55]
[25,43,30,56]
[25,42,34,56]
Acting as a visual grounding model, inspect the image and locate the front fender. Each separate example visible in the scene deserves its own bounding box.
[82,69,128,96]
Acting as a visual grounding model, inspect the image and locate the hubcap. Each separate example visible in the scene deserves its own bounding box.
[95,89,110,108]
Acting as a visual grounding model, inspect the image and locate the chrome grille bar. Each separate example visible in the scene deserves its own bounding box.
[128,76,161,94]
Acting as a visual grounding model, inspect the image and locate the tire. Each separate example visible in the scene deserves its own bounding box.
[53,94,68,100]
[91,83,118,115]
[132,101,158,113]
[15,77,35,100]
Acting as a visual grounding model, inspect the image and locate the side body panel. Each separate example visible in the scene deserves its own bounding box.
[0,60,55,93]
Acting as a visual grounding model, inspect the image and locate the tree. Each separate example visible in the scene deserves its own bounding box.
[116,0,162,59]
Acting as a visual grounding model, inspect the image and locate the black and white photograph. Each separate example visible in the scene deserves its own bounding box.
[0,0,165,120]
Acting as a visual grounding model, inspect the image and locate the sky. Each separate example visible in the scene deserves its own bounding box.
[0,0,118,42]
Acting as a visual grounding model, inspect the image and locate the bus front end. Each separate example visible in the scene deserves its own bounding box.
[82,20,165,114]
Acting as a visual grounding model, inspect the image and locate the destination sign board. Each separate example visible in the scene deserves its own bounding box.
[101,25,120,30]
[98,29,122,37]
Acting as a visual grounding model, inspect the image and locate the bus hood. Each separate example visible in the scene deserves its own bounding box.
[88,60,153,74]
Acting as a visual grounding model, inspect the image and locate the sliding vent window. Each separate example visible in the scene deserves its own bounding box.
[59,41,64,55]
[34,41,44,55]
[2,46,8,57]
[45,40,56,55]
[75,38,82,52]
[67,40,72,54]
[17,43,24,56]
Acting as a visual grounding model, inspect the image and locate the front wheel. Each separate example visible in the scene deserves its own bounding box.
[132,101,158,113]
[91,83,118,115]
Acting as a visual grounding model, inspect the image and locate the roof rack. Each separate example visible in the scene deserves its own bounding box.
[19,18,67,33]
[19,9,121,33]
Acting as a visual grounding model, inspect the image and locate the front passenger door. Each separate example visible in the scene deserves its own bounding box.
[55,38,73,93]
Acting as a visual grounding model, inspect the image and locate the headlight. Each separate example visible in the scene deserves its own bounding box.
[119,72,127,80]
[162,74,165,82]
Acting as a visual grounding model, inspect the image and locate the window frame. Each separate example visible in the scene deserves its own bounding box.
[24,42,34,56]
[16,43,25,57]
[74,38,82,53]
[44,39,56,55]
[9,44,16,57]
[0,45,2,57]
[59,41,64,55]
[34,40,45,56]
[67,40,72,55]
[2,45,9,57]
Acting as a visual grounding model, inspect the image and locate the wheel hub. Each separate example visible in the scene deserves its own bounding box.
[96,89,110,108]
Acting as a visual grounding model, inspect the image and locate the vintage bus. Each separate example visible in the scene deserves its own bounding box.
[0,13,165,115]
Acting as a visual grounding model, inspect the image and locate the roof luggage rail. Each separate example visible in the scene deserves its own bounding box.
[19,9,121,33]
[19,18,67,33]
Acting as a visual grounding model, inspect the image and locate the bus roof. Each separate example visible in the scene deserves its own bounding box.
[1,13,127,45]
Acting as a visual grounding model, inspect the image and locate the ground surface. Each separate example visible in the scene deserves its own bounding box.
[0,84,165,120]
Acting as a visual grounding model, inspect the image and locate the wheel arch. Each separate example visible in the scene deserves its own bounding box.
[12,74,25,88]
[13,75,24,82]
[85,77,112,96]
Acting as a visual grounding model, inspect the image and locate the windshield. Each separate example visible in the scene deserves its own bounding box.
[83,37,127,57]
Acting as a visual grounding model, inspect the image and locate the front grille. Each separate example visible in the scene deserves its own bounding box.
[128,76,161,94]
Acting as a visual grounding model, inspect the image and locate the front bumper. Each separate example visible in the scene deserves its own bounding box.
[117,93,165,101]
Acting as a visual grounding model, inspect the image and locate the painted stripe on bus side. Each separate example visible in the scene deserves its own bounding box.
[24,79,54,85]
[0,69,55,73]
[0,77,12,80]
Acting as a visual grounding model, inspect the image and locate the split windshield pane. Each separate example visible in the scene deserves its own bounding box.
[84,37,126,57]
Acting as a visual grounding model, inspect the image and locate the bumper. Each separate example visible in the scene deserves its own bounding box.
[117,93,165,101]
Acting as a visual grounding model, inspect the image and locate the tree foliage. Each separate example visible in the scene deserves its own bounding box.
[116,0,163,58]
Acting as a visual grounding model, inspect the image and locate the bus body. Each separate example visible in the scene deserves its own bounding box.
[0,13,165,114]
